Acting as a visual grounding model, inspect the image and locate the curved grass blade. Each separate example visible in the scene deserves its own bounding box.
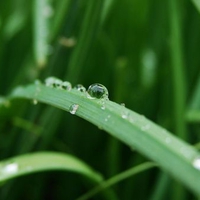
[8,82,200,196]
[0,152,103,183]
[76,162,156,200]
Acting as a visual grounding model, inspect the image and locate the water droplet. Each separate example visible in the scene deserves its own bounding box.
[54,79,63,88]
[122,114,128,119]
[0,163,18,174]
[87,83,109,99]
[33,99,38,105]
[165,137,171,144]
[61,81,72,90]
[74,84,86,92]
[120,103,125,107]
[69,104,79,114]
[121,110,129,119]
[45,77,62,88]
[100,99,106,110]
[141,124,151,131]
[193,157,200,170]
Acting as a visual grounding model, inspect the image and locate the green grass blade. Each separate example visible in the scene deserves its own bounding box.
[33,0,51,67]
[192,0,200,12]
[67,0,104,82]
[76,162,156,200]
[7,82,200,196]
[0,152,103,183]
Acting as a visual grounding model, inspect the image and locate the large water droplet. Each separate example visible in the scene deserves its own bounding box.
[87,83,109,99]
[74,84,86,92]
[192,157,200,170]
[69,104,79,114]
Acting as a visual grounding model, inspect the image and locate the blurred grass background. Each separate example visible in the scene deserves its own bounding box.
[0,0,200,199]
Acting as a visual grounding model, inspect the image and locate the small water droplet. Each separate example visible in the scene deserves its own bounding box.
[1,163,18,174]
[87,83,109,99]
[69,104,79,114]
[120,103,125,107]
[45,77,63,88]
[165,137,171,144]
[121,110,129,119]
[54,79,63,88]
[193,157,200,170]
[74,84,86,92]
[122,114,128,119]
[61,81,72,90]
[33,99,38,105]
[141,124,151,131]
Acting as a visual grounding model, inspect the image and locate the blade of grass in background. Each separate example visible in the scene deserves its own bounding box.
[76,162,156,200]
[6,82,200,196]
[67,0,104,82]
[192,0,200,12]
[169,0,187,199]
[33,0,52,68]
[0,152,103,183]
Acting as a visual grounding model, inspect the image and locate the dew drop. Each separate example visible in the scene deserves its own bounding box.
[69,104,79,115]
[74,84,86,92]
[53,79,63,88]
[121,110,129,119]
[0,163,18,174]
[45,77,63,88]
[193,157,200,170]
[122,114,128,119]
[165,137,171,144]
[61,81,72,91]
[87,83,109,99]
[120,103,125,107]
[141,124,151,131]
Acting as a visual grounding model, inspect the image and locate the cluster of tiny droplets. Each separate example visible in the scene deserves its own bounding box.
[45,77,72,91]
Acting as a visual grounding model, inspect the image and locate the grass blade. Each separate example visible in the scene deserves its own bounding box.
[33,0,52,67]
[192,0,200,12]
[0,152,103,183]
[76,162,156,200]
[6,82,200,196]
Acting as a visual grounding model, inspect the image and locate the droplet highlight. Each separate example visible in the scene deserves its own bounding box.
[69,104,79,115]
[1,163,18,174]
[192,157,200,170]
[87,83,109,99]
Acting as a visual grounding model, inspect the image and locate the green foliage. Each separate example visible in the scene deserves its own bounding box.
[0,0,200,199]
